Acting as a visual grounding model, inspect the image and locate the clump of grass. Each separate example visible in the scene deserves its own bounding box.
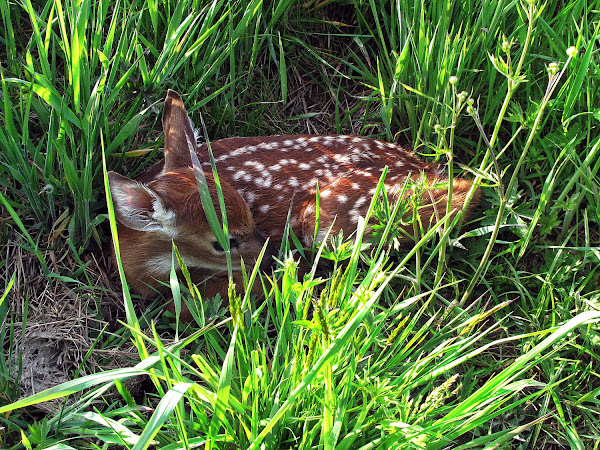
[2,256,598,448]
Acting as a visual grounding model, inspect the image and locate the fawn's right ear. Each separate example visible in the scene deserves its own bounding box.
[108,171,176,234]
[162,90,197,173]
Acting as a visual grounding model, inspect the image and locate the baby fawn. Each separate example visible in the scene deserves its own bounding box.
[108,90,479,306]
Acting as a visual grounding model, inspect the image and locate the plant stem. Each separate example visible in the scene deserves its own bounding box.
[459,1,537,306]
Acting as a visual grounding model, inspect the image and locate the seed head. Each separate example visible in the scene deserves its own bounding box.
[547,62,560,76]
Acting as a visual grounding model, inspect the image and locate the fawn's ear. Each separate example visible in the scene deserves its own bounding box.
[162,90,197,172]
[108,171,176,234]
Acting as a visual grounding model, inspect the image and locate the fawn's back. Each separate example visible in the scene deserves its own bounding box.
[109,90,480,297]
[201,134,479,246]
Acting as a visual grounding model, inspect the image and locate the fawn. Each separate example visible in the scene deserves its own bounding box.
[108,90,479,307]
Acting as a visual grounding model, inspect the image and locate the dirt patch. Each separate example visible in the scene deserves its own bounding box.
[3,234,119,412]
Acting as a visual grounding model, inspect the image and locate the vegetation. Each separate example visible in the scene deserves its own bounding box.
[1,0,599,448]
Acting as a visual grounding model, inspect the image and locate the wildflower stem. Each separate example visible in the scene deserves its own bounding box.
[459,1,537,306]
[460,49,574,306]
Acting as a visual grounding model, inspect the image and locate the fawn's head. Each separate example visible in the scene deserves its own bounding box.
[108,91,274,294]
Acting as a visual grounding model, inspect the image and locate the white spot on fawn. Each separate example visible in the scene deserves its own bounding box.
[215,145,257,162]
[245,191,256,205]
[304,204,316,215]
[338,194,348,203]
[233,170,247,181]
[332,154,351,164]
[296,137,308,148]
[259,204,270,213]
[254,173,273,188]
[244,160,265,171]
[355,197,368,207]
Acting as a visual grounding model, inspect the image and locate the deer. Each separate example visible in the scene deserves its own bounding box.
[108,90,480,318]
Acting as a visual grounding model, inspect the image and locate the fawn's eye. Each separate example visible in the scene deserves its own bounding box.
[212,238,239,253]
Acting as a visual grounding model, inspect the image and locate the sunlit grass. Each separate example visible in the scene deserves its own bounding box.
[1,0,599,448]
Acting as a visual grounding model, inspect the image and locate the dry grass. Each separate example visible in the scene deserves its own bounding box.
[3,229,126,409]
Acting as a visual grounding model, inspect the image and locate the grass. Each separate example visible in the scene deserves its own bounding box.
[1,0,599,448]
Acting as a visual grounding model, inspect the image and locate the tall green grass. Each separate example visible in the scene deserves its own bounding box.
[1,0,599,448]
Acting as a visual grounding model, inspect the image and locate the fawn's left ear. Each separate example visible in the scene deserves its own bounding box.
[108,171,176,234]
[162,90,197,173]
